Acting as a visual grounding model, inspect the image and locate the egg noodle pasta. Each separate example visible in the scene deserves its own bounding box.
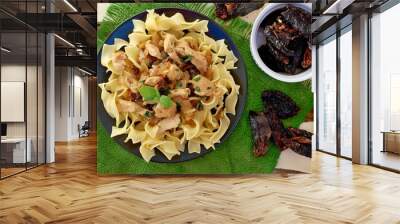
[99,10,240,162]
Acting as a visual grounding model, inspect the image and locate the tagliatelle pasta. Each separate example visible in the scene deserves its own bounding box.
[99,10,240,162]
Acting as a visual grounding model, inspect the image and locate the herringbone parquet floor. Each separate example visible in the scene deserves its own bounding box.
[1,135,400,224]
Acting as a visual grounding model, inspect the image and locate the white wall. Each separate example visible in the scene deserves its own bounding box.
[54,67,89,141]
[1,65,36,138]
[1,65,26,141]
[72,73,89,138]
[1,63,46,164]
[55,67,69,141]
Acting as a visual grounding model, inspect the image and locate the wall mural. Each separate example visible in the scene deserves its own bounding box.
[97,3,314,174]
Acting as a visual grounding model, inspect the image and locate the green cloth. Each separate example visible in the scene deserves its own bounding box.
[97,3,313,174]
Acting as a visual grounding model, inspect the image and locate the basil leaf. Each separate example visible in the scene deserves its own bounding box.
[160,95,173,108]
[139,85,159,101]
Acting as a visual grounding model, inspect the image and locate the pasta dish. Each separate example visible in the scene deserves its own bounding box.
[99,10,240,162]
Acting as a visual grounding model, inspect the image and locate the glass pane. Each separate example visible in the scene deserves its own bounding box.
[339,29,352,158]
[24,0,40,169]
[27,31,38,169]
[371,4,400,171]
[1,31,27,177]
[0,0,46,178]
[318,37,337,154]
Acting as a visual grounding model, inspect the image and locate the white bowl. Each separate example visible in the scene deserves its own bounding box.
[250,3,312,83]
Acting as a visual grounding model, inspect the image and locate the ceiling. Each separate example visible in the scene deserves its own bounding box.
[311,0,390,43]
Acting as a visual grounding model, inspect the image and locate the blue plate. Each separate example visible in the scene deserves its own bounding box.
[97,8,247,163]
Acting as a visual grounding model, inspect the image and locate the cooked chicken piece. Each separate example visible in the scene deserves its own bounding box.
[183,71,190,80]
[154,102,177,118]
[119,89,132,101]
[176,41,209,74]
[148,117,161,126]
[175,41,191,53]
[138,49,146,61]
[138,41,146,49]
[170,88,190,99]
[173,79,188,90]
[138,49,158,68]
[205,67,213,80]
[149,61,171,76]
[174,97,195,121]
[157,114,181,134]
[112,51,128,74]
[158,40,164,48]
[128,90,141,102]
[205,49,212,64]
[170,51,182,65]
[139,72,149,83]
[190,51,208,74]
[166,64,184,81]
[144,76,163,86]
[123,60,140,82]
[151,31,161,46]
[145,41,162,59]
[117,99,148,116]
[149,64,160,76]
[181,100,194,113]
[163,34,182,65]
[164,34,176,53]
[214,87,225,98]
[191,75,215,97]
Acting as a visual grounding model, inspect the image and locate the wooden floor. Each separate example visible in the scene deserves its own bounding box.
[1,163,44,178]
[373,150,400,171]
[0,135,400,224]
[1,167,26,178]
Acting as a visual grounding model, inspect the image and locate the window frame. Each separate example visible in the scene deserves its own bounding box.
[316,24,353,161]
[0,0,48,180]
[367,1,400,173]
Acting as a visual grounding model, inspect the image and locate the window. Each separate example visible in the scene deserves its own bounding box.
[317,36,337,154]
[339,28,352,158]
[370,3,400,171]
[317,26,353,159]
[390,75,400,130]
[0,1,47,179]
